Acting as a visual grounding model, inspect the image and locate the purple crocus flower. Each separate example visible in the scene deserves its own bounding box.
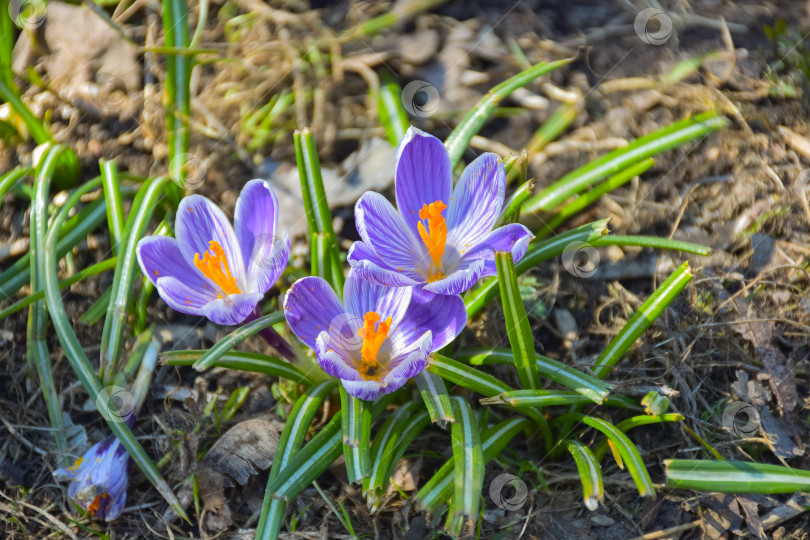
[54,435,130,521]
[136,179,289,326]
[348,127,534,295]
[284,269,467,400]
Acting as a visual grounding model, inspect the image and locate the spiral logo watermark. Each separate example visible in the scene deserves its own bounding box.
[327,312,365,351]
[634,8,673,45]
[169,153,208,190]
[245,233,289,284]
[95,386,135,423]
[8,0,46,29]
[561,241,600,278]
[489,473,528,511]
[401,80,440,118]
[721,401,760,438]
[96,73,129,109]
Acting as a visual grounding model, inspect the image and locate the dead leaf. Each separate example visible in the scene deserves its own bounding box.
[737,496,766,539]
[198,464,232,537]
[203,417,279,486]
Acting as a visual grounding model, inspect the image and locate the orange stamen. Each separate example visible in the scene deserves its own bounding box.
[416,201,447,282]
[357,312,392,381]
[87,492,108,515]
[193,240,241,295]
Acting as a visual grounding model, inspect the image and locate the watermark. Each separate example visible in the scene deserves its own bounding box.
[561,241,600,278]
[95,386,135,423]
[245,233,290,284]
[634,8,673,46]
[8,0,46,29]
[169,153,208,190]
[489,473,528,511]
[401,80,440,118]
[721,401,760,438]
[96,73,129,109]
[327,312,365,350]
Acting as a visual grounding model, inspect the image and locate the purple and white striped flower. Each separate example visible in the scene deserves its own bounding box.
[284,269,466,400]
[136,179,289,326]
[54,435,130,521]
[348,127,534,295]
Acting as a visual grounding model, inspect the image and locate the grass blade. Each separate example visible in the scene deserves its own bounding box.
[163,350,316,386]
[495,251,541,390]
[0,257,116,321]
[340,387,372,485]
[42,169,189,522]
[537,158,655,238]
[444,58,573,167]
[415,417,531,514]
[565,439,604,511]
[377,72,409,145]
[192,312,286,371]
[294,129,344,295]
[481,390,633,408]
[590,235,712,255]
[445,396,484,536]
[256,379,337,540]
[162,0,192,191]
[367,404,430,510]
[665,460,810,494]
[556,413,655,497]
[524,112,727,214]
[465,219,609,317]
[456,348,611,404]
[0,167,32,211]
[496,178,535,226]
[100,176,171,381]
[100,159,125,254]
[428,354,511,396]
[594,413,684,461]
[415,370,455,427]
[592,262,692,379]
[28,144,68,461]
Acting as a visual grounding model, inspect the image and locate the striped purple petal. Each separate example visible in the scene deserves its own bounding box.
[355,192,428,276]
[315,332,364,381]
[175,194,246,287]
[284,276,345,350]
[423,258,486,295]
[343,268,412,329]
[154,276,216,317]
[347,241,421,287]
[446,153,505,252]
[394,127,452,238]
[340,379,390,401]
[384,330,432,379]
[200,292,264,326]
[465,223,534,275]
[234,179,287,293]
[136,236,210,290]
[389,288,466,352]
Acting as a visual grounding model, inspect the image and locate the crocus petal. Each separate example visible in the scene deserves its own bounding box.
[465,223,534,275]
[315,332,363,381]
[394,127,452,238]
[136,236,211,290]
[155,276,217,317]
[175,194,246,286]
[385,330,432,380]
[347,241,421,287]
[284,276,345,350]
[344,268,412,330]
[389,288,466,352]
[245,231,290,294]
[340,380,388,401]
[200,292,264,326]
[446,153,506,251]
[234,179,280,282]
[355,192,428,275]
[423,259,486,295]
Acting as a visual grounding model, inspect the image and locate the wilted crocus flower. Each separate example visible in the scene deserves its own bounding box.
[349,127,534,295]
[54,435,130,521]
[284,269,466,400]
[136,179,289,326]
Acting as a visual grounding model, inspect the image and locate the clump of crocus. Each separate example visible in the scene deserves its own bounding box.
[54,435,130,521]
[136,179,289,326]
[349,127,534,295]
[284,269,466,400]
